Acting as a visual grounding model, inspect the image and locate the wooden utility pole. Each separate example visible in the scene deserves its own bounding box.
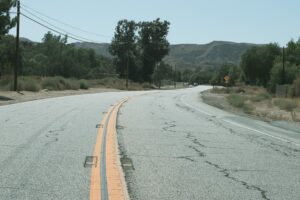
[14,0,20,91]
[126,50,129,90]
[157,63,161,89]
[173,65,176,89]
[282,47,285,85]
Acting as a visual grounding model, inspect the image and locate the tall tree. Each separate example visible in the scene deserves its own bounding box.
[0,0,16,35]
[241,43,280,86]
[0,34,15,75]
[41,32,67,76]
[109,20,139,81]
[138,18,170,82]
[286,39,300,65]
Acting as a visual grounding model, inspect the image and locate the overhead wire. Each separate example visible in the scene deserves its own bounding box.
[20,6,103,43]
[21,13,89,43]
[20,2,110,38]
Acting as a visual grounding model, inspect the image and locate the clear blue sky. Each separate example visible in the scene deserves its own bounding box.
[9,0,300,46]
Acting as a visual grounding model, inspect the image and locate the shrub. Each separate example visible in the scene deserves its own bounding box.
[250,92,272,102]
[41,77,60,90]
[227,93,246,108]
[79,80,89,89]
[290,76,300,97]
[243,104,254,114]
[274,99,297,112]
[41,76,81,90]
[17,77,40,92]
[65,79,80,90]
[23,79,40,91]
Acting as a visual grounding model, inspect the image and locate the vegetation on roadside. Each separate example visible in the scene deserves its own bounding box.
[0,3,175,90]
[207,86,300,121]
[273,99,297,112]
[0,75,154,92]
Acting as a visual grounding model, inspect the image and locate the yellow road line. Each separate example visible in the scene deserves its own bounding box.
[90,99,129,200]
[90,106,113,200]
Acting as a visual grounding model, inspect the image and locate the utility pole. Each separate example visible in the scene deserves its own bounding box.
[126,50,129,90]
[14,0,20,91]
[157,63,161,89]
[282,47,285,85]
[173,65,176,89]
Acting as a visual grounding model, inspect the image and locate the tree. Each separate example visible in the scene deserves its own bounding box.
[41,32,68,76]
[138,18,170,82]
[241,43,280,86]
[0,34,15,75]
[268,62,300,92]
[0,0,16,36]
[109,20,139,81]
[152,61,173,86]
[286,39,300,65]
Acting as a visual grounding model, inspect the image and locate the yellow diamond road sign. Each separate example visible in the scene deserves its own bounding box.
[224,75,230,82]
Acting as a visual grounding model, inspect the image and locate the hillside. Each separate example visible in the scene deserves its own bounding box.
[71,41,258,70]
[72,42,112,58]
[165,41,257,69]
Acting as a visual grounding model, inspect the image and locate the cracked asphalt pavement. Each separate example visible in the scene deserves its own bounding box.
[117,86,300,200]
[0,86,299,200]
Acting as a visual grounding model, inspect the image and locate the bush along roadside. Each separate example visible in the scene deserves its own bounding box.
[213,86,299,121]
[0,76,90,92]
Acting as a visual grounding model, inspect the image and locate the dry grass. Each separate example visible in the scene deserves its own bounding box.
[207,85,300,122]
[0,76,152,92]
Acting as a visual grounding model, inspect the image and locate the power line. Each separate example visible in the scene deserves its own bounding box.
[20,6,103,43]
[21,13,90,43]
[20,2,111,38]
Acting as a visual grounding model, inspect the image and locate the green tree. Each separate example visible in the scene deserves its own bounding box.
[181,69,193,83]
[138,18,170,82]
[0,0,16,35]
[41,32,68,76]
[241,43,280,86]
[0,35,15,76]
[228,65,241,85]
[109,20,139,81]
[268,63,300,92]
[152,61,173,86]
[286,39,300,65]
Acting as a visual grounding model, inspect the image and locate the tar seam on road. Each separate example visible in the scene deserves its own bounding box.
[100,106,114,200]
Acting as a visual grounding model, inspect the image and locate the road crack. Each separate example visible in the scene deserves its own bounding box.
[162,121,176,133]
[205,160,270,200]
[188,145,206,157]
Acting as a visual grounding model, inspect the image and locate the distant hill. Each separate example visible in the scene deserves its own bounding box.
[72,40,258,70]
[164,41,258,69]
[22,38,258,70]
[72,42,112,58]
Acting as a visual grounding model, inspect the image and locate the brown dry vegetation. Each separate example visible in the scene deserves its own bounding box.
[202,86,300,122]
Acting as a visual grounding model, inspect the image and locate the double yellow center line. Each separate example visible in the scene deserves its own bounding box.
[90,98,129,200]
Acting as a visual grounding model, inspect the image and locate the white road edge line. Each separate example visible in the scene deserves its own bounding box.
[222,119,300,147]
[180,94,214,116]
[180,93,300,147]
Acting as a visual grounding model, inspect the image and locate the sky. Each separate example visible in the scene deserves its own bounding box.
[8,0,300,46]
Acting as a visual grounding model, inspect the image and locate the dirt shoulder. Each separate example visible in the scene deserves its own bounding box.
[201,86,300,123]
[0,88,120,106]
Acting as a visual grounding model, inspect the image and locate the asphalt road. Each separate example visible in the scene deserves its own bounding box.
[0,86,299,200]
